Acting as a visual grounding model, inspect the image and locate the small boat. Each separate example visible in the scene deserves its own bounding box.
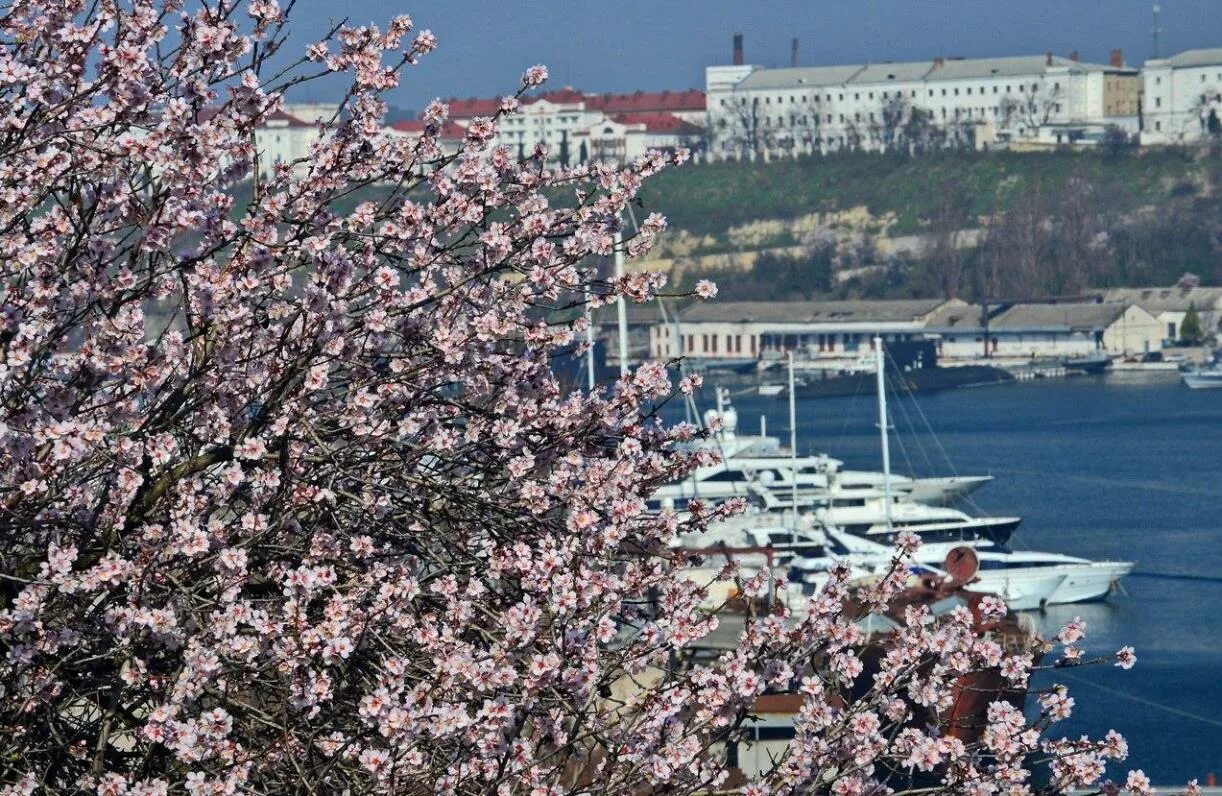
[1062,351,1112,374]
[1183,371,1222,389]
[1182,351,1222,389]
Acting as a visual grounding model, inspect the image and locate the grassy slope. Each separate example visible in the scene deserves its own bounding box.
[638,149,1204,237]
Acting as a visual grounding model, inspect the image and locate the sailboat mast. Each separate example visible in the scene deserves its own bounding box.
[874,336,893,527]
[614,226,628,377]
[787,350,798,519]
[584,289,595,392]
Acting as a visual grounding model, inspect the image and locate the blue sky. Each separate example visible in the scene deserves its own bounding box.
[284,1,1222,110]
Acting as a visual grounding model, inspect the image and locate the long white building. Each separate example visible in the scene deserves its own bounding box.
[1140,48,1222,144]
[651,299,959,361]
[707,43,1139,159]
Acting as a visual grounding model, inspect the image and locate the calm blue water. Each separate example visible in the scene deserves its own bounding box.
[684,372,1222,783]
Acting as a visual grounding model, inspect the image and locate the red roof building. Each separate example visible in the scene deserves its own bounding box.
[405,86,707,165]
[439,88,705,120]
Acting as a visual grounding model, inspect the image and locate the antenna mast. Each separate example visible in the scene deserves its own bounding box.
[1152,4,1162,59]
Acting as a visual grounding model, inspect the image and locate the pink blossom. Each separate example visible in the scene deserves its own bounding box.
[522,64,549,87]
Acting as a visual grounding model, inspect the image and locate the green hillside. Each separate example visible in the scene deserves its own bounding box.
[638,148,1210,238]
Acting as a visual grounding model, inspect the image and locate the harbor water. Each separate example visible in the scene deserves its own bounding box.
[684,371,1222,783]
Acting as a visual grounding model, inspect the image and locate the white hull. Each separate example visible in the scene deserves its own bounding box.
[828,530,1133,612]
[1182,372,1222,389]
[963,562,1131,611]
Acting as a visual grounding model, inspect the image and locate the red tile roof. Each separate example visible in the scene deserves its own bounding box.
[612,112,703,135]
[588,89,706,114]
[442,97,502,118]
[532,87,586,105]
[390,119,467,140]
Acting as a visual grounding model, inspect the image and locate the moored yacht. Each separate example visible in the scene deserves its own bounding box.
[653,389,992,511]
[825,530,1132,611]
[815,492,1022,546]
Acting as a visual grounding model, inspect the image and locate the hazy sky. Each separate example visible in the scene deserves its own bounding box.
[286,1,1222,110]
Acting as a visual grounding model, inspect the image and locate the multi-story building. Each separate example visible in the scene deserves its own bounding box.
[1140,48,1222,144]
[706,39,1139,159]
[252,108,327,178]
[421,88,706,165]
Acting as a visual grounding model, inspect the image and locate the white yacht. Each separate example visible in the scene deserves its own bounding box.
[825,530,1132,611]
[652,395,992,511]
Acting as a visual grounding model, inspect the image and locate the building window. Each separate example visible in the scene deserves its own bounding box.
[1155,97,1161,107]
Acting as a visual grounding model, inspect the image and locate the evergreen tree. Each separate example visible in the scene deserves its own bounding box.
[1180,302,1204,344]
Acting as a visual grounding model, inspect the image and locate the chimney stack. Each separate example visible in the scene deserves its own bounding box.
[1046,51,1053,66]
[733,33,744,66]
[1069,50,1079,62]
[1110,48,1125,67]
[791,37,799,67]
[933,56,944,69]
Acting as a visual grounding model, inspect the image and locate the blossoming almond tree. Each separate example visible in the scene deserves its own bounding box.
[0,1,1155,793]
